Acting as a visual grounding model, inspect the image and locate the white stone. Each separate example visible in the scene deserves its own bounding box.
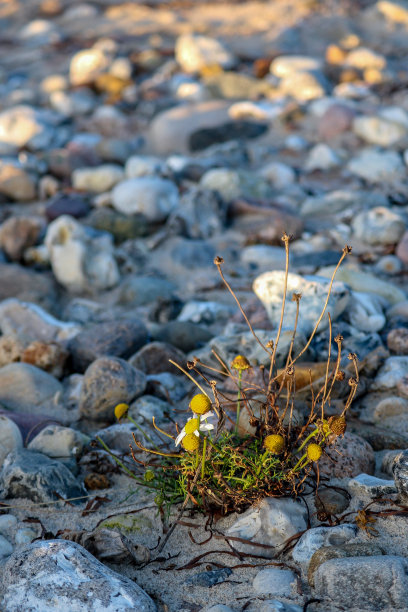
[253,272,350,335]
[0,299,80,344]
[259,162,296,188]
[291,524,357,569]
[374,396,408,421]
[0,106,48,148]
[301,190,360,217]
[375,254,403,275]
[70,48,109,86]
[253,568,298,597]
[27,425,84,459]
[112,177,179,221]
[15,528,37,546]
[377,1,408,24]
[200,168,240,201]
[353,116,407,146]
[372,356,408,390]
[345,47,386,69]
[45,215,119,292]
[225,497,308,558]
[0,417,22,466]
[347,149,405,183]
[305,143,340,172]
[177,301,232,325]
[348,473,396,498]
[175,34,235,73]
[258,602,302,612]
[0,515,17,536]
[352,206,406,245]
[270,55,322,77]
[229,100,287,122]
[72,165,124,193]
[317,265,406,305]
[125,156,165,179]
[347,291,386,332]
[0,534,13,559]
[279,71,326,102]
[380,106,408,129]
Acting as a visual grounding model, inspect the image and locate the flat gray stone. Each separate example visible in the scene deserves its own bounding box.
[1,539,156,611]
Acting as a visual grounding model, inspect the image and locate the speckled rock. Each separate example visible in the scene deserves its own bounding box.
[79,357,146,422]
[319,433,375,478]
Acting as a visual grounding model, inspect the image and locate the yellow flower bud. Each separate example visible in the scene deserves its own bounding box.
[114,403,129,420]
[182,433,200,452]
[184,418,200,434]
[307,443,322,462]
[264,434,285,454]
[190,394,212,415]
[231,355,251,370]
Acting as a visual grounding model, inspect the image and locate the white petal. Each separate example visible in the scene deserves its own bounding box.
[200,411,214,421]
[194,430,200,437]
[175,429,186,446]
[200,423,214,432]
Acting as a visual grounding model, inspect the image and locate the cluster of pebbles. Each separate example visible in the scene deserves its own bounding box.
[3,0,408,610]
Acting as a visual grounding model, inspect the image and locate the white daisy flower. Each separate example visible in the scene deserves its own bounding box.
[175,411,215,447]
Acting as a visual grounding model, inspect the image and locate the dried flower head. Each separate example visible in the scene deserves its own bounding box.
[114,403,129,420]
[329,415,346,436]
[231,355,251,371]
[264,434,285,454]
[307,443,322,462]
[190,393,212,415]
[182,433,200,452]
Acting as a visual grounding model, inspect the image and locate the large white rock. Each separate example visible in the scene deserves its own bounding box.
[27,424,84,459]
[175,34,235,73]
[253,272,350,335]
[372,356,408,390]
[1,540,156,611]
[112,177,179,221]
[45,215,119,292]
[291,524,357,570]
[346,291,386,332]
[225,497,308,559]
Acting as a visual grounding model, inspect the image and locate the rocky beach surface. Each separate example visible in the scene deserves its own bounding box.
[2,0,408,610]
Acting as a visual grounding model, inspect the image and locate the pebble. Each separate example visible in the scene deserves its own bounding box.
[372,356,408,390]
[270,55,322,77]
[125,155,165,178]
[0,216,43,261]
[69,48,110,86]
[27,424,84,459]
[186,568,232,587]
[313,556,408,610]
[72,164,124,192]
[0,162,36,201]
[352,206,406,245]
[347,148,405,183]
[45,215,120,292]
[353,115,403,147]
[79,357,146,421]
[129,341,186,375]
[225,497,308,559]
[117,276,175,307]
[291,524,357,570]
[348,473,397,498]
[68,319,147,371]
[1,540,156,611]
[0,449,87,503]
[304,143,340,172]
[392,449,408,501]
[252,568,299,597]
[112,177,179,221]
[175,34,235,73]
[0,416,23,465]
[387,328,408,354]
[253,271,349,335]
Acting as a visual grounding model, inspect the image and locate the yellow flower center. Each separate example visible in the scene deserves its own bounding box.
[184,418,200,434]
[231,355,251,370]
[190,394,212,415]
[307,443,322,462]
[264,434,285,454]
[182,433,200,452]
[114,403,129,420]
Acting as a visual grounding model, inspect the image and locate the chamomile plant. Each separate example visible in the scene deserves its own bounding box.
[108,236,358,518]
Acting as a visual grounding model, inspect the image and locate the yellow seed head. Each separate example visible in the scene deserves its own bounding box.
[184,418,200,434]
[114,403,129,420]
[329,415,347,436]
[264,434,285,454]
[190,394,212,415]
[321,420,331,435]
[144,470,155,482]
[231,355,251,371]
[307,443,322,462]
[182,433,200,452]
